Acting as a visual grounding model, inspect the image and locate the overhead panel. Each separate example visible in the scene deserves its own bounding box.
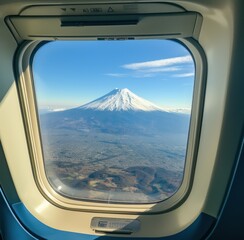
[6,3,202,42]
[18,3,185,16]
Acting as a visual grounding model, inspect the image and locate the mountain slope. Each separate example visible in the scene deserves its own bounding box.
[79,88,164,112]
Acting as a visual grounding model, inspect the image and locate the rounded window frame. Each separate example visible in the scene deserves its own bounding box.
[16,37,206,214]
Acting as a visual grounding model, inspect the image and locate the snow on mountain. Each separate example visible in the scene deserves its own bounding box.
[79,88,164,112]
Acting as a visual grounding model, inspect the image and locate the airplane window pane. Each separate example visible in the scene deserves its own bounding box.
[33,40,195,203]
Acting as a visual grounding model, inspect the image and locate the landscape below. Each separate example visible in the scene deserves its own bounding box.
[40,89,190,203]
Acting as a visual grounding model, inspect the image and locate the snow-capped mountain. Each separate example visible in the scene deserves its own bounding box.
[40,88,190,137]
[79,88,164,112]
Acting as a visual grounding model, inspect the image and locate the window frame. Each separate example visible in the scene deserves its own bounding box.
[0,1,237,237]
[15,37,206,214]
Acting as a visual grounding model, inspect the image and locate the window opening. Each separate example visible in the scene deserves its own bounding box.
[33,40,195,203]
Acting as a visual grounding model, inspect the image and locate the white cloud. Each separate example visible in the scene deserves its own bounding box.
[139,67,181,73]
[52,108,66,112]
[106,73,127,77]
[134,73,154,78]
[166,108,191,114]
[174,72,194,78]
[106,57,192,80]
[122,55,192,70]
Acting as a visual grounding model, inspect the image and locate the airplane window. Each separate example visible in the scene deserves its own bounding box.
[32,40,195,203]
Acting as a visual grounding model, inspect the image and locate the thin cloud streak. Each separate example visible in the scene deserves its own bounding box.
[122,55,192,70]
[134,73,154,78]
[174,72,194,78]
[139,67,181,73]
[105,73,127,77]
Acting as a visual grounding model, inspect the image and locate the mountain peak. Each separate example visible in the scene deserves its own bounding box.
[110,88,130,94]
[79,88,164,112]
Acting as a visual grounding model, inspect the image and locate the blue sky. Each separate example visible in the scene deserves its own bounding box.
[33,40,195,111]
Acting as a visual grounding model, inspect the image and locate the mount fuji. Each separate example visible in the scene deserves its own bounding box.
[79,88,164,112]
[40,89,190,136]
